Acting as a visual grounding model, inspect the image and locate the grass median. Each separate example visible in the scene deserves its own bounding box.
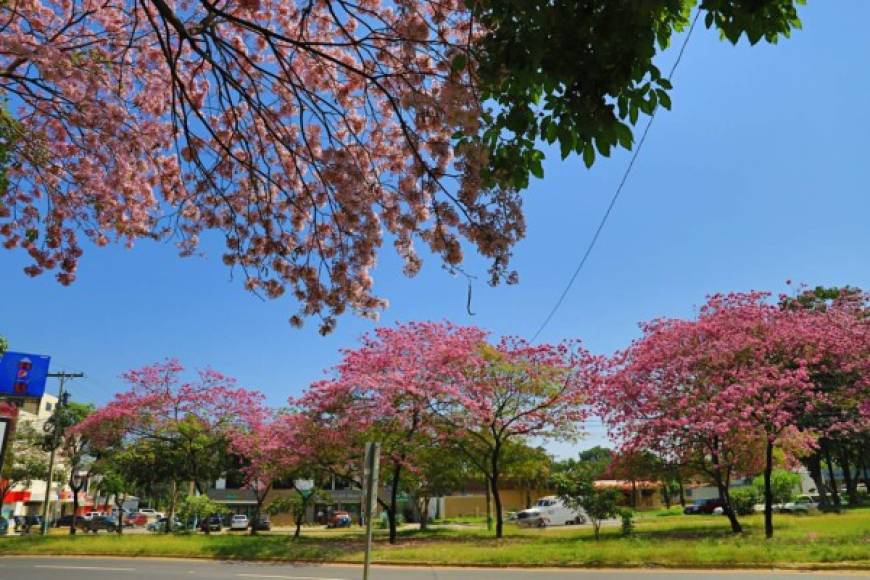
[1,508,867,569]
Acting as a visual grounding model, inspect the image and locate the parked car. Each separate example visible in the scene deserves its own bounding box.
[124,512,148,527]
[136,508,164,520]
[147,517,182,532]
[82,511,103,520]
[515,496,586,528]
[229,514,250,531]
[200,514,223,532]
[781,495,819,513]
[327,511,352,528]
[80,516,119,533]
[0,516,8,535]
[684,498,725,514]
[55,514,87,528]
[13,515,43,532]
[250,516,271,531]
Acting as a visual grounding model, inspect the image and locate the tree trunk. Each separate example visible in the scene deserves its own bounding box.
[763,440,774,539]
[490,444,504,539]
[387,462,402,545]
[294,514,302,538]
[823,444,841,509]
[805,453,830,509]
[484,484,492,531]
[250,500,262,536]
[720,485,742,533]
[418,496,429,531]
[837,445,859,506]
[630,479,638,508]
[661,483,672,509]
[860,448,869,486]
[678,479,686,507]
[116,494,126,535]
[711,449,741,533]
[165,481,178,534]
[69,483,79,535]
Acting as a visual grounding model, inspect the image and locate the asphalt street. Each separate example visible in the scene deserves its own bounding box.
[0,558,865,580]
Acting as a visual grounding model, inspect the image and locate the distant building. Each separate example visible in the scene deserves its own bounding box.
[207,474,365,526]
[1,394,110,520]
[1,394,75,519]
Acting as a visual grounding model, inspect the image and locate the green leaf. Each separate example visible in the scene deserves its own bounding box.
[582,144,595,168]
[614,123,633,149]
[560,136,572,160]
[530,158,544,179]
[594,137,611,157]
[657,89,672,110]
[451,54,467,72]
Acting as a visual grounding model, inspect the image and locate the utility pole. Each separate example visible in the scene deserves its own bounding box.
[362,442,380,580]
[40,371,83,535]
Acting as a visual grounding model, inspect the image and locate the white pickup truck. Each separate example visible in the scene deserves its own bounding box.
[137,508,165,520]
[515,496,586,528]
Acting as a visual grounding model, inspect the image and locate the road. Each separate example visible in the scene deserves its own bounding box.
[0,558,864,580]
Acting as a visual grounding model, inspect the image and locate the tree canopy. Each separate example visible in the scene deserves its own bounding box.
[0,0,805,331]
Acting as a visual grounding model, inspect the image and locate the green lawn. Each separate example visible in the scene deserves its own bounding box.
[1,508,868,569]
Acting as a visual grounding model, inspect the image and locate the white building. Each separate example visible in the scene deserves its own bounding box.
[1,394,78,520]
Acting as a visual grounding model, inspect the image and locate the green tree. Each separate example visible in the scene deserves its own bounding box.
[554,470,619,541]
[90,462,134,535]
[553,451,619,540]
[54,402,95,535]
[177,495,227,533]
[753,470,800,505]
[0,422,47,509]
[730,486,760,516]
[502,443,553,510]
[405,443,473,530]
[552,446,613,479]
[266,486,325,539]
[466,0,805,190]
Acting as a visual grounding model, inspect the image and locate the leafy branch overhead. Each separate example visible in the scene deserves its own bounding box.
[466,0,805,185]
[0,0,803,331]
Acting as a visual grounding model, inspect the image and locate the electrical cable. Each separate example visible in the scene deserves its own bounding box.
[531,10,701,342]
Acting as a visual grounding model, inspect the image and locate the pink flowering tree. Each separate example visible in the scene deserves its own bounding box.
[0,0,522,333]
[600,291,866,538]
[429,337,600,538]
[295,321,485,544]
[77,359,265,528]
[601,296,767,534]
[227,408,301,535]
[780,286,870,508]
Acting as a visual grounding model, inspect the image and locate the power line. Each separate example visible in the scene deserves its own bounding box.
[531,10,701,343]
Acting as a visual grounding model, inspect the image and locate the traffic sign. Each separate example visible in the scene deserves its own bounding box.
[0,351,51,398]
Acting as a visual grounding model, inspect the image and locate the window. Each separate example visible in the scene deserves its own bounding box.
[45,403,53,412]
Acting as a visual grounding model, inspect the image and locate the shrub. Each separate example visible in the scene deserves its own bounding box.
[619,509,634,536]
[730,487,760,516]
[376,512,404,529]
[752,470,801,504]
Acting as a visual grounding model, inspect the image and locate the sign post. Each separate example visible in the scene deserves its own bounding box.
[362,442,380,580]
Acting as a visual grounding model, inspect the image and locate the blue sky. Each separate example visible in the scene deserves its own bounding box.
[1,2,868,457]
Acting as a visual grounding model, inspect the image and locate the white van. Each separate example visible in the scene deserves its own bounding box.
[515,496,586,528]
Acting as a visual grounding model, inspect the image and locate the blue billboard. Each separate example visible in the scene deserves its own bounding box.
[0,351,51,398]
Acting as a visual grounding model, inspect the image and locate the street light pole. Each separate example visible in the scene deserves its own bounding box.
[40,371,83,535]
